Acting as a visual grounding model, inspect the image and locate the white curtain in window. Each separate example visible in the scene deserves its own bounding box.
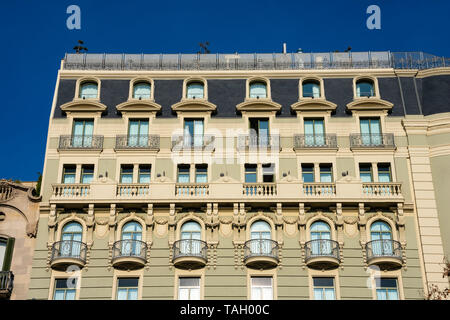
[193,120,204,147]
[53,290,65,300]
[249,83,267,99]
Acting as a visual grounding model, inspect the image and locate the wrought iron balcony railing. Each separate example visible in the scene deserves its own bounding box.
[112,239,148,262]
[305,239,340,262]
[58,135,104,150]
[350,133,395,148]
[0,271,13,298]
[172,239,208,262]
[171,134,215,151]
[366,239,403,263]
[50,240,88,264]
[238,134,280,151]
[294,134,337,149]
[115,135,160,150]
[243,239,279,261]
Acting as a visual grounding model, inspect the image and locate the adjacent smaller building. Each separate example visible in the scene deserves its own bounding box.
[0,180,41,300]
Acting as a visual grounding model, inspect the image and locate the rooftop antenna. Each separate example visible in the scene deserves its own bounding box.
[282,43,287,54]
[197,42,210,54]
[345,46,352,52]
[73,40,88,53]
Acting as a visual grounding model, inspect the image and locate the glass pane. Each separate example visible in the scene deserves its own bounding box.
[376,289,387,300]
[128,288,138,300]
[387,289,399,300]
[117,288,128,300]
[179,288,189,300]
[252,277,272,286]
[313,288,323,300]
[0,241,6,269]
[262,287,273,300]
[187,83,204,99]
[324,288,335,300]
[249,82,267,98]
[133,83,151,99]
[190,288,201,300]
[180,277,200,287]
[80,83,98,99]
[118,278,139,287]
[313,277,334,287]
[53,290,65,300]
[65,290,76,300]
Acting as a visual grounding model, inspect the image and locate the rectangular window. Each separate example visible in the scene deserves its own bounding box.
[249,118,269,146]
[262,163,275,183]
[177,164,190,183]
[138,165,151,183]
[128,119,149,147]
[245,164,257,183]
[376,278,399,300]
[72,119,94,147]
[302,164,314,183]
[62,165,76,184]
[120,165,134,183]
[0,237,14,271]
[304,119,325,146]
[116,278,139,300]
[0,240,5,270]
[319,164,333,182]
[359,163,373,182]
[80,165,94,184]
[360,118,382,145]
[378,163,392,182]
[184,119,204,147]
[195,164,208,183]
[53,278,77,300]
[178,277,200,300]
[250,277,273,300]
[313,277,336,300]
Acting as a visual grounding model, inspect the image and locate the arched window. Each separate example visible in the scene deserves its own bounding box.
[79,81,98,99]
[186,82,204,99]
[180,221,202,254]
[302,80,321,98]
[60,222,83,257]
[370,221,393,255]
[249,81,267,99]
[310,221,331,254]
[121,221,143,256]
[250,220,271,255]
[356,79,375,97]
[133,82,151,99]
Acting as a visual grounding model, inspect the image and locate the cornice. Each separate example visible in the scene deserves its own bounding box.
[291,98,337,112]
[171,99,217,112]
[236,99,281,112]
[60,99,107,112]
[116,100,162,112]
[346,97,393,111]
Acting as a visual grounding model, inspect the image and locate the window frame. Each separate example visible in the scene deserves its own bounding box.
[75,77,101,100]
[353,76,380,99]
[128,77,155,101]
[246,77,271,100]
[300,78,324,99]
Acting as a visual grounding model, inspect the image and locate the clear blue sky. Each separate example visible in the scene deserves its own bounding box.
[1,0,449,181]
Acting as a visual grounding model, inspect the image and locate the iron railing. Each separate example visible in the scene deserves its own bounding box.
[238,134,280,150]
[0,271,13,298]
[112,239,148,262]
[171,134,215,151]
[63,52,450,71]
[294,134,337,149]
[305,239,340,262]
[243,239,279,261]
[350,133,395,148]
[366,239,403,263]
[51,240,88,264]
[58,135,104,150]
[172,239,208,262]
[115,135,160,150]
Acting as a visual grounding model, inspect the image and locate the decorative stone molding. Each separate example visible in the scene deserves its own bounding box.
[236,99,282,112]
[291,99,337,112]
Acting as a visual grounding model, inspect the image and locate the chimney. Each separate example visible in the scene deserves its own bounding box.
[282,43,287,54]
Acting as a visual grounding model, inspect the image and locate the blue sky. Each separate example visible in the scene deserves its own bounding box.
[1,0,449,181]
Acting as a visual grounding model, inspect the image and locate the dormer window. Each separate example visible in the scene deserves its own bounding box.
[302,80,321,98]
[249,81,267,99]
[186,81,204,99]
[356,79,375,97]
[133,82,151,100]
[79,81,98,99]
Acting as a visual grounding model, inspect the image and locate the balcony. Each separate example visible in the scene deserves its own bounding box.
[171,134,215,151]
[50,240,88,270]
[58,135,104,151]
[243,183,277,197]
[116,184,150,198]
[362,183,402,198]
[175,183,209,197]
[243,239,279,269]
[366,239,403,270]
[237,134,280,151]
[293,134,338,150]
[303,183,336,197]
[111,239,148,269]
[52,184,90,199]
[0,183,13,202]
[349,133,395,149]
[115,134,160,151]
[0,271,13,299]
[304,239,340,269]
[172,239,208,269]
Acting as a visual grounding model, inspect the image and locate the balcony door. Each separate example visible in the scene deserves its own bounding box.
[310,221,332,255]
[184,119,204,148]
[128,120,149,147]
[249,118,269,146]
[180,221,202,255]
[360,118,381,145]
[72,120,93,147]
[121,222,142,257]
[370,221,393,256]
[250,221,271,255]
[61,222,83,258]
[304,119,325,146]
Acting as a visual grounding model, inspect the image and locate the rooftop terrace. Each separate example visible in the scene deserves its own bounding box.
[63,51,449,71]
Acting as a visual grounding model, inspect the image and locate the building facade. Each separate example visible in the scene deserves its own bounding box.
[28,52,450,300]
[0,180,40,300]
